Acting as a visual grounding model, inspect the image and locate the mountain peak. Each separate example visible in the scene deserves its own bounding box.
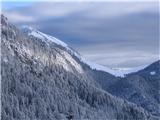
[21,26,68,48]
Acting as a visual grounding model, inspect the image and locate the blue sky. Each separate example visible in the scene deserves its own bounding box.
[2,1,159,68]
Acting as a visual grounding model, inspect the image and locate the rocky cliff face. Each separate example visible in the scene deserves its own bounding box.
[1,14,153,120]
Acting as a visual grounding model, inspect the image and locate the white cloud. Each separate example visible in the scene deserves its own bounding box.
[32,2,90,18]
[3,1,158,22]
[2,1,158,68]
[32,1,158,19]
[77,43,158,68]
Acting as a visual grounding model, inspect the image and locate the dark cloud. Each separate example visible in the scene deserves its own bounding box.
[2,1,159,68]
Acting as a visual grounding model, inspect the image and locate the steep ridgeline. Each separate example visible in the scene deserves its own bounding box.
[102,61,160,118]
[1,14,152,120]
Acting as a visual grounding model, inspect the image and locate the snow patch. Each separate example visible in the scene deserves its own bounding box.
[112,65,148,77]
[3,58,8,63]
[150,71,156,75]
[21,26,68,47]
[30,31,45,40]
[55,53,71,72]
[61,51,83,73]
[40,32,68,47]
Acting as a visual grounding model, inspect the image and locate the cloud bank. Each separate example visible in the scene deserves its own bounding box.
[2,1,159,68]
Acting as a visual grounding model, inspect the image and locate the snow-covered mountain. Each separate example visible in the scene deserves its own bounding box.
[1,14,158,120]
[21,25,148,78]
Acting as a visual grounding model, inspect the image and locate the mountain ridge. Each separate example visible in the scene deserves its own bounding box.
[1,14,155,120]
[20,25,157,78]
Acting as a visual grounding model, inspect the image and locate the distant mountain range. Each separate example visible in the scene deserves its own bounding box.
[1,14,159,120]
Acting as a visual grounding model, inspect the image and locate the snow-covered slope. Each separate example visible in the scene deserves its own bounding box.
[2,14,152,120]
[21,26,68,47]
[21,26,148,77]
[111,65,148,77]
[21,26,84,74]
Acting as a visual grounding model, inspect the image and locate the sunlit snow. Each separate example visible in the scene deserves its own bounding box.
[21,26,148,77]
[150,71,156,75]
